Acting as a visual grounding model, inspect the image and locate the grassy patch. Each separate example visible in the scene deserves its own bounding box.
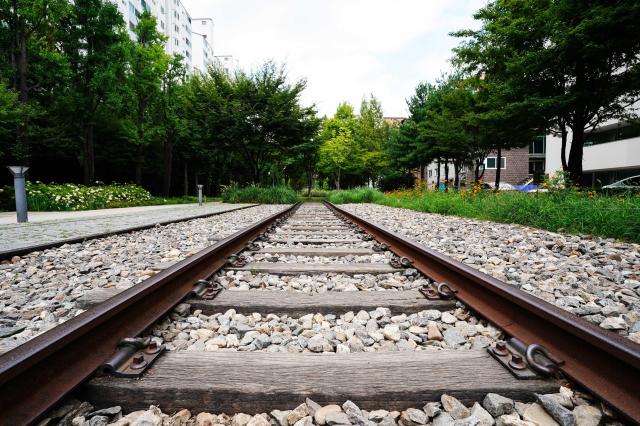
[222,185,299,204]
[328,187,640,242]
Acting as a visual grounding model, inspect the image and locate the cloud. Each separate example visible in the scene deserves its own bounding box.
[183,0,484,116]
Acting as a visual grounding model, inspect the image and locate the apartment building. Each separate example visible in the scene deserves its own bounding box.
[191,18,215,73]
[110,0,194,71]
[546,120,640,186]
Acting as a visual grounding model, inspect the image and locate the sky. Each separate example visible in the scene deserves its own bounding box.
[183,0,485,118]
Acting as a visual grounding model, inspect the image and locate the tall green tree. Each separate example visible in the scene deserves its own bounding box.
[0,0,69,162]
[0,82,23,160]
[155,55,187,196]
[61,0,128,183]
[356,95,389,184]
[318,103,362,189]
[128,11,169,184]
[454,0,640,184]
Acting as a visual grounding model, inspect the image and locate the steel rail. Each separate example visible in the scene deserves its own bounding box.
[0,203,300,425]
[325,201,640,424]
[0,204,259,260]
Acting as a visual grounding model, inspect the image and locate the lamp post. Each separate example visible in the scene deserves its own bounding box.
[197,184,203,206]
[7,166,29,223]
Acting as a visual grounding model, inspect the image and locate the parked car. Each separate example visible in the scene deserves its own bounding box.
[487,182,515,191]
[602,175,640,191]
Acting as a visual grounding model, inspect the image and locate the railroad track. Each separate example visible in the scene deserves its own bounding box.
[0,202,638,425]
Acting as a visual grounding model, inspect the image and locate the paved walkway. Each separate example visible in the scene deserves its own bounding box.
[0,203,255,255]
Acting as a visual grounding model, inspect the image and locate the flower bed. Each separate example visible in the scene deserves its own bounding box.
[0,182,171,211]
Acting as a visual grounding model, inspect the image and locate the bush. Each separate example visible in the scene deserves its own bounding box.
[222,185,299,204]
[328,186,640,242]
[0,182,154,211]
[378,172,416,192]
[326,187,385,204]
[0,182,205,211]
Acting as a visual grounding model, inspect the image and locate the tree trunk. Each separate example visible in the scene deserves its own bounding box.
[183,162,189,196]
[419,163,425,181]
[436,159,441,191]
[83,123,96,184]
[568,126,584,185]
[163,135,174,197]
[205,170,211,196]
[335,169,341,190]
[135,145,144,185]
[454,161,460,189]
[444,160,449,192]
[306,169,313,196]
[559,121,568,172]
[494,148,502,192]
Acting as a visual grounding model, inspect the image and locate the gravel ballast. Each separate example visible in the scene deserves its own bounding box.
[341,203,640,342]
[40,386,612,426]
[219,271,428,292]
[150,304,501,352]
[0,205,289,353]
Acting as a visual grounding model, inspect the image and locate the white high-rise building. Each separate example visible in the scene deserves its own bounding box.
[110,0,194,71]
[214,55,239,75]
[191,18,215,73]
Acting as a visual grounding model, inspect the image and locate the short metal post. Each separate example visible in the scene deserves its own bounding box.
[7,166,29,223]
[197,184,203,206]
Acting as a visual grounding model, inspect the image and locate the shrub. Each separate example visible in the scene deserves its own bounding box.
[222,185,299,204]
[377,172,416,192]
[326,187,385,204]
[0,182,154,211]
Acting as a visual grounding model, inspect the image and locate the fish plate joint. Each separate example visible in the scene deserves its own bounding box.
[100,337,164,378]
[488,338,563,380]
[192,279,223,300]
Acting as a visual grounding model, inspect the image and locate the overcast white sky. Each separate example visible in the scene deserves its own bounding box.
[183,0,484,117]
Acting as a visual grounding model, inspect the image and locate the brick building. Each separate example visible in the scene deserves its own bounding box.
[473,146,530,185]
[423,139,546,188]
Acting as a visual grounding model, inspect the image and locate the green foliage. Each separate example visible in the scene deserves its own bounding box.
[378,172,416,192]
[329,188,640,242]
[327,188,385,204]
[221,185,299,204]
[0,182,151,211]
[0,182,207,211]
[453,0,640,183]
[317,98,390,189]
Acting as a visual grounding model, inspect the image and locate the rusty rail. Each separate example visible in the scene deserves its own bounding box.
[0,203,300,425]
[325,201,640,424]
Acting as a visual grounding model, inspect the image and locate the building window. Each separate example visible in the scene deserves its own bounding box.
[585,122,640,146]
[529,135,545,154]
[428,170,432,177]
[175,39,179,46]
[160,21,164,29]
[485,157,506,169]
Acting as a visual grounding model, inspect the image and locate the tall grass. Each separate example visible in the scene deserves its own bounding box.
[327,187,385,204]
[328,187,640,242]
[222,185,299,204]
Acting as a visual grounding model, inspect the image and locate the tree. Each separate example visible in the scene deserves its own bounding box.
[318,127,356,190]
[356,95,389,184]
[0,82,23,160]
[128,11,169,185]
[61,0,128,183]
[155,55,187,196]
[0,0,69,162]
[454,0,640,184]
